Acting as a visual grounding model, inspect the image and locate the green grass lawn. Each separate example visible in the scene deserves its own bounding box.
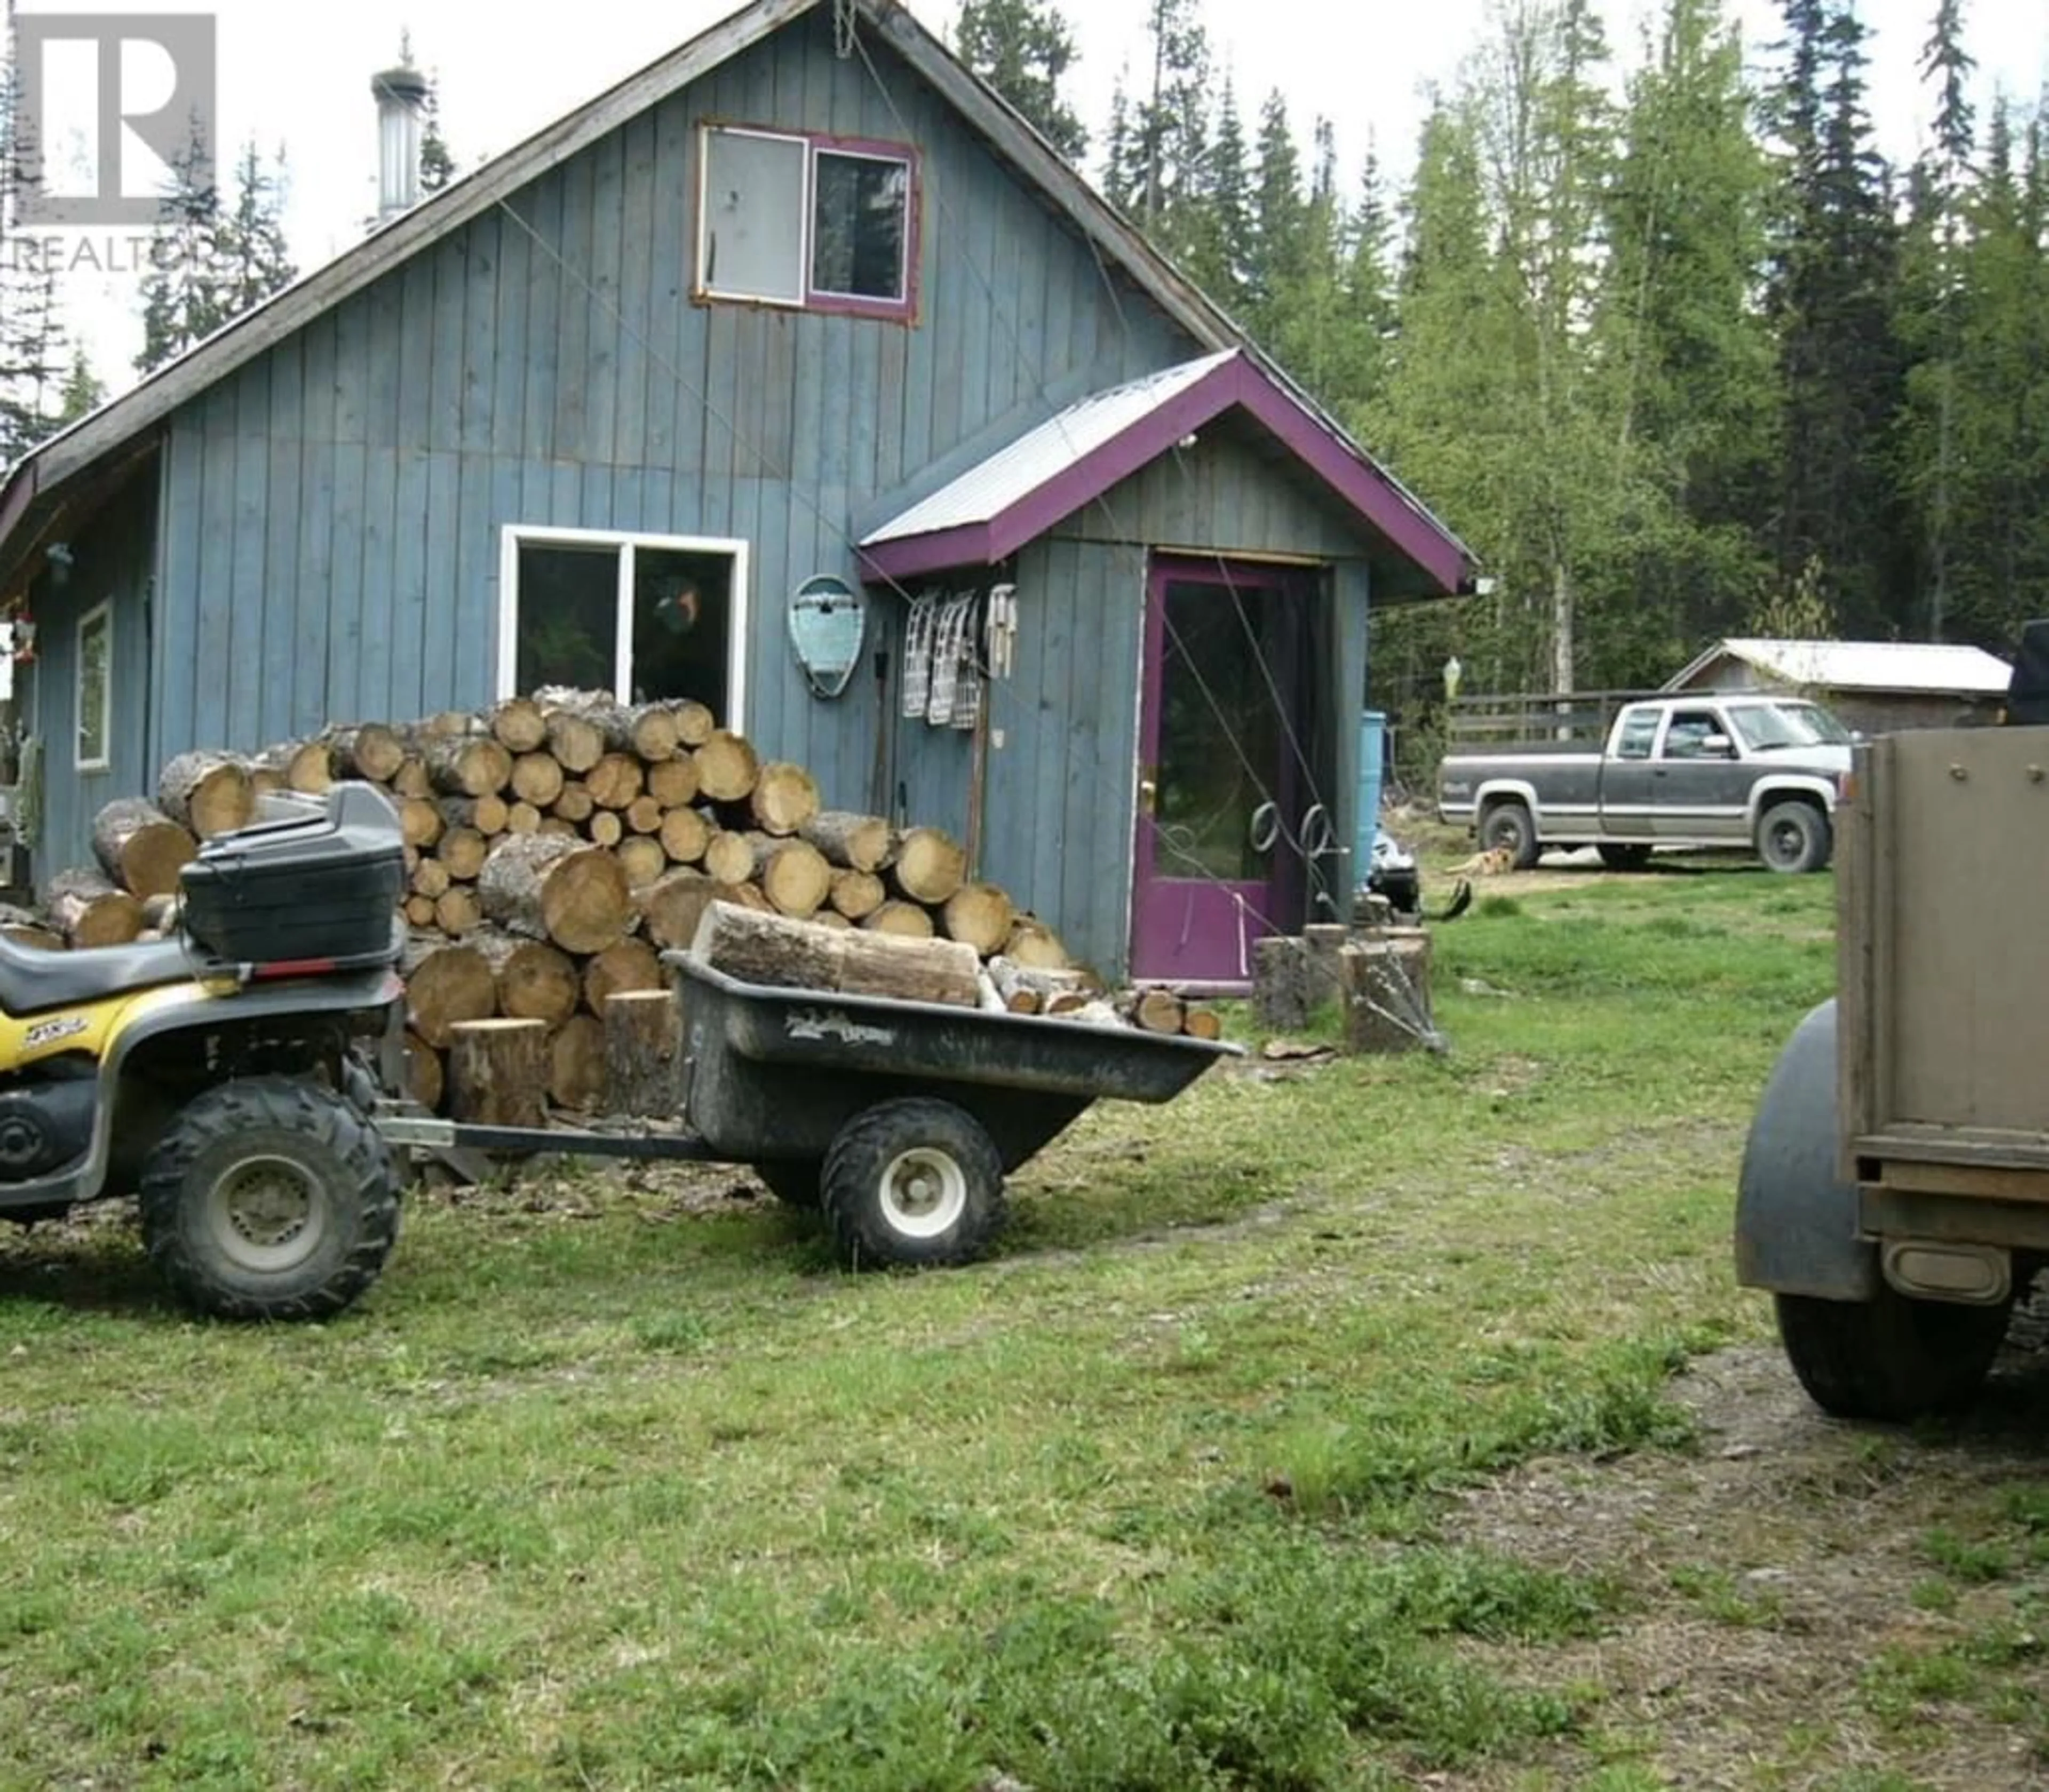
[1,866,2040,1790]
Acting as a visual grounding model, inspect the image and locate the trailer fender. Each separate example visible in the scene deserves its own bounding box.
[1734,999,1879,1301]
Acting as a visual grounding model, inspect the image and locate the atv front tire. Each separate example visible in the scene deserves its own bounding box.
[140,1075,403,1321]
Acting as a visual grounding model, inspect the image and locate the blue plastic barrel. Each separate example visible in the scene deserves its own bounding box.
[1356,710,1386,875]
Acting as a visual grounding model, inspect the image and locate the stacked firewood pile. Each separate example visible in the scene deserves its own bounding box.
[18,690,1220,1119]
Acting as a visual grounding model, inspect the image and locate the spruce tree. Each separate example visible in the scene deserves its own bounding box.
[0,47,68,463]
[136,123,229,375]
[420,74,458,195]
[954,0,1087,160]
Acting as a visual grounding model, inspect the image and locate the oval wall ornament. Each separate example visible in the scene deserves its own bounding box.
[787,575,867,699]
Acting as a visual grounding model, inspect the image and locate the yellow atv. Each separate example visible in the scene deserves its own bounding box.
[0,783,411,1320]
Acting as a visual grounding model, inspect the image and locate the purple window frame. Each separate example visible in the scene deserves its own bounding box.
[693,122,922,323]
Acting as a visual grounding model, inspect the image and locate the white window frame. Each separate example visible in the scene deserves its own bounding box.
[494,525,750,731]
[75,600,112,772]
[693,123,918,317]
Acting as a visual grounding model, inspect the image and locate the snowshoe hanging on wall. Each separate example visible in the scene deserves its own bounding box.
[787,575,868,700]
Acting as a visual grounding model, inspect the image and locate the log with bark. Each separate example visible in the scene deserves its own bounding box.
[748,761,821,836]
[602,989,685,1118]
[448,1018,550,1128]
[470,925,582,1029]
[892,826,967,906]
[586,810,624,848]
[690,901,982,1008]
[828,867,886,921]
[439,793,509,838]
[435,826,490,881]
[257,738,336,794]
[862,899,936,939]
[42,869,145,949]
[614,835,669,889]
[701,830,755,886]
[941,882,1015,956]
[324,722,408,784]
[1117,986,1186,1036]
[1002,919,1070,970]
[658,806,710,866]
[489,696,550,754]
[426,734,514,799]
[401,935,497,1050]
[587,752,644,811]
[799,810,896,873]
[410,857,452,901]
[509,751,566,809]
[739,834,832,919]
[476,831,633,954]
[988,959,1099,1016]
[552,783,595,824]
[391,756,435,800]
[399,797,444,852]
[506,802,543,836]
[638,869,724,953]
[91,798,196,900]
[693,729,759,802]
[625,794,664,836]
[645,755,700,809]
[542,692,629,774]
[156,750,255,840]
[404,1028,445,1111]
[434,888,484,936]
[624,702,682,763]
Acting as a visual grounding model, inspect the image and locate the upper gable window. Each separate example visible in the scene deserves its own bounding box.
[696,124,917,320]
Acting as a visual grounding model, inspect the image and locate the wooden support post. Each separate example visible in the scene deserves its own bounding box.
[447,1017,550,1127]
[603,989,686,1119]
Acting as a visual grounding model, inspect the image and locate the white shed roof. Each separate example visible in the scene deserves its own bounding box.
[861,351,1237,546]
[1666,637,2014,696]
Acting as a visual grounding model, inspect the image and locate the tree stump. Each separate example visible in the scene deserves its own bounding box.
[156,750,255,839]
[1252,935,1311,1032]
[1340,932,1439,1055]
[91,797,195,899]
[1303,923,1351,1015]
[448,1017,550,1127]
[549,1013,608,1111]
[602,989,685,1118]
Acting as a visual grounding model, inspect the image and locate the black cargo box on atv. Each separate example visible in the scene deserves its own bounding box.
[179,782,406,967]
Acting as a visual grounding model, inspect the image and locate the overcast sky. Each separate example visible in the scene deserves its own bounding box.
[16,0,2049,391]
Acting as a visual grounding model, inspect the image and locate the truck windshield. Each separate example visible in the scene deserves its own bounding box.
[1726,702,1852,751]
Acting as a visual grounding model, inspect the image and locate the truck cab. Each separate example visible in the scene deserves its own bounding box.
[1436,691,1852,873]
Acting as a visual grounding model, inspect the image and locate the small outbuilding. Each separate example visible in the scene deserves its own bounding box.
[1662,638,2014,737]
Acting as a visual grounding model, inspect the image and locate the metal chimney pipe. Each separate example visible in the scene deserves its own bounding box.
[371,64,431,223]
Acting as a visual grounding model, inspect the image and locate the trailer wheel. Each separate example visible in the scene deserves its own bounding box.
[1774,1287,2012,1422]
[1757,800,1831,874]
[1480,800,1540,870]
[752,1160,822,1208]
[140,1075,402,1323]
[821,1098,1005,1270]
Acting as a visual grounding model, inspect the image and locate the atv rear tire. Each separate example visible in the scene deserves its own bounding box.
[140,1075,402,1321]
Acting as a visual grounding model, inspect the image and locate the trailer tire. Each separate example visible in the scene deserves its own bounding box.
[753,1160,822,1208]
[1480,800,1540,870]
[821,1098,1005,1270]
[1757,800,1831,874]
[140,1074,402,1322]
[1773,1287,2012,1422]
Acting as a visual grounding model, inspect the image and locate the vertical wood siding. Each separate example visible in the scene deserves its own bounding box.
[122,9,1392,970]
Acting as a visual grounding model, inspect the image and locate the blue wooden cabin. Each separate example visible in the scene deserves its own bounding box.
[0,0,1473,986]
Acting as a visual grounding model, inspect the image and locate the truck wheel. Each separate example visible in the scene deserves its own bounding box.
[820,1098,1005,1270]
[140,1075,403,1322]
[753,1160,822,1208]
[1598,843,1653,871]
[1480,801,1540,870]
[1774,1287,2012,1422]
[1757,800,1831,874]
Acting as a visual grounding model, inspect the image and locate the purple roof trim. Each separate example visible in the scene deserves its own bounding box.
[858,351,1471,591]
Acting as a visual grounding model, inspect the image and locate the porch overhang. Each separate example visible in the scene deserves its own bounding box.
[856,347,1475,595]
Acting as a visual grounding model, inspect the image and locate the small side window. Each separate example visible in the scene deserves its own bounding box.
[1615,708,1659,760]
[76,602,111,771]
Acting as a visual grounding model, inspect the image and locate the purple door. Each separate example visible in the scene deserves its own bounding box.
[1130,557,1312,986]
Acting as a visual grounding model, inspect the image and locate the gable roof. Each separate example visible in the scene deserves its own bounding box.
[860,348,1469,592]
[1665,638,2013,697]
[0,0,1473,594]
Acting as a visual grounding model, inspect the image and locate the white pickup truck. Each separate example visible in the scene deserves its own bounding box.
[1435,691,1853,873]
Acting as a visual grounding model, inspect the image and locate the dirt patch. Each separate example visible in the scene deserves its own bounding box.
[1441,1335,2049,1788]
